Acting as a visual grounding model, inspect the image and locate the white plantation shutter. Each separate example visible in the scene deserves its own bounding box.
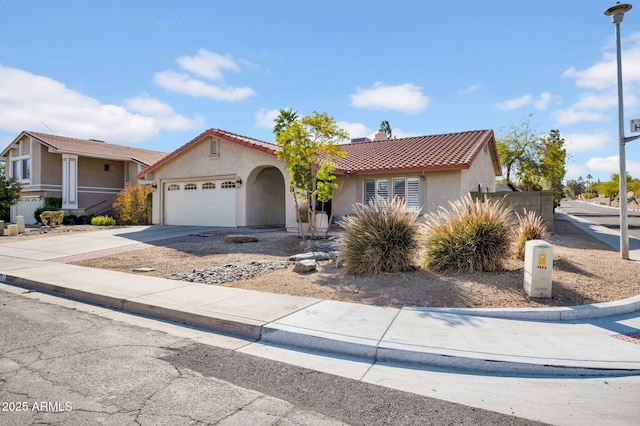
[393,178,405,199]
[407,178,420,211]
[364,180,375,204]
[376,180,389,201]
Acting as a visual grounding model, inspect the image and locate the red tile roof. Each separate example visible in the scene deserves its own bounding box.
[16,131,168,166]
[138,128,280,178]
[335,130,501,175]
[137,128,501,179]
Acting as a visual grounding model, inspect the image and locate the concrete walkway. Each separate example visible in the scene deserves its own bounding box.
[1,225,640,377]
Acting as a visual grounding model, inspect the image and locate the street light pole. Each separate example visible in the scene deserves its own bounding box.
[605,2,632,260]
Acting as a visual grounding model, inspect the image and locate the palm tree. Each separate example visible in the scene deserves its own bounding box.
[273,108,298,136]
[379,120,393,139]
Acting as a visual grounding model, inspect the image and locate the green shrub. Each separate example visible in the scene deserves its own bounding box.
[297,205,309,223]
[40,210,64,226]
[338,196,421,276]
[423,195,514,273]
[63,214,80,225]
[44,197,62,208]
[513,210,550,260]
[34,206,61,224]
[91,215,116,226]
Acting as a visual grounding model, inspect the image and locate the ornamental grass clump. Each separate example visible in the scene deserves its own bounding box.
[338,196,421,276]
[513,210,550,260]
[423,195,514,273]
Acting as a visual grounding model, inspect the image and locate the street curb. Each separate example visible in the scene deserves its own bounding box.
[2,273,640,376]
[0,273,264,340]
[401,295,640,321]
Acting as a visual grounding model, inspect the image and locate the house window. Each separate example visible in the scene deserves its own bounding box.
[221,181,236,188]
[364,180,375,204]
[104,164,112,172]
[393,178,420,211]
[11,160,20,179]
[364,179,389,204]
[376,180,388,201]
[21,158,30,179]
[202,182,216,189]
[209,139,219,157]
[184,183,197,190]
[167,184,180,191]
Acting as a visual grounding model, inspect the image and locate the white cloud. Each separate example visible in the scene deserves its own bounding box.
[350,82,428,113]
[388,128,421,139]
[495,92,557,111]
[0,65,201,143]
[458,84,482,95]
[176,49,239,80]
[558,34,640,126]
[565,163,586,180]
[575,92,618,111]
[563,35,640,90]
[124,95,203,131]
[564,131,611,154]
[155,49,256,102]
[494,94,532,110]
[533,92,553,110]
[154,70,255,101]
[254,109,280,129]
[337,121,370,140]
[586,155,640,177]
[552,108,608,127]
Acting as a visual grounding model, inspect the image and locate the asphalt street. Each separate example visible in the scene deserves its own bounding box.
[558,200,640,239]
[0,288,540,425]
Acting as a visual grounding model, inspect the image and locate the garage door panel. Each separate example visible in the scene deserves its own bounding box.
[164,181,236,227]
[17,196,44,225]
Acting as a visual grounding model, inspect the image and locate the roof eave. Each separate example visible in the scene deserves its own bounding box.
[138,129,278,179]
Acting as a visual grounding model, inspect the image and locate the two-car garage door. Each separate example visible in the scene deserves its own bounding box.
[163,180,236,227]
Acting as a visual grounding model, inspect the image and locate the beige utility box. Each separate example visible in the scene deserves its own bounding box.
[523,240,553,298]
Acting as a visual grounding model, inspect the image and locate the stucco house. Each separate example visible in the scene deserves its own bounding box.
[0,131,167,224]
[138,128,501,231]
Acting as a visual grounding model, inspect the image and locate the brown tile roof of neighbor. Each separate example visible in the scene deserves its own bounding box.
[335,129,501,175]
[22,131,168,166]
[138,128,280,177]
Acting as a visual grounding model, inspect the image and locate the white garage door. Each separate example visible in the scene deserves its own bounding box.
[163,180,236,227]
[16,196,44,225]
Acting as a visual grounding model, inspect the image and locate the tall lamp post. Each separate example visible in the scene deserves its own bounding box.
[605,2,633,260]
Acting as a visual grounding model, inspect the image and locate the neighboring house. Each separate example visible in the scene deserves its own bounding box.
[0,131,167,224]
[333,130,501,218]
[138,128,501,231]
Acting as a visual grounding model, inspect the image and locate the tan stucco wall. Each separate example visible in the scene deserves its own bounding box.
[460,144,498,194]
[40,145,62,186]
[149,137,294,228]
[78,157,124,188]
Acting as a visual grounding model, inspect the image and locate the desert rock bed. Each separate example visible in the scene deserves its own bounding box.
[52,215,639,309]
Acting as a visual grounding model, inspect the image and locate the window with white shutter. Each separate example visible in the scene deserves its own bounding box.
[364,180,375,204]
[376,180,388,201]
[407,178,420,211]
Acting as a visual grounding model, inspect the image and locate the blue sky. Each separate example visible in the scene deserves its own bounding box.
[1,0,640,184]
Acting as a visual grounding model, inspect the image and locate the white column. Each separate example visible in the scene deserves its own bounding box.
[62,154,78,209]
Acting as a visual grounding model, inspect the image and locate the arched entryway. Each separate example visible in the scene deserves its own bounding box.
[245,166,286,227]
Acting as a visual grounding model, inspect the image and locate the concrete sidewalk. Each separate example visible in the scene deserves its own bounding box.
[1,225,640,377]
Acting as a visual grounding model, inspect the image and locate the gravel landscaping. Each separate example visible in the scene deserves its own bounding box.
[6,215,640,309]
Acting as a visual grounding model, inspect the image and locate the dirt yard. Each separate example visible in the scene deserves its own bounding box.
[53,215,639,309]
